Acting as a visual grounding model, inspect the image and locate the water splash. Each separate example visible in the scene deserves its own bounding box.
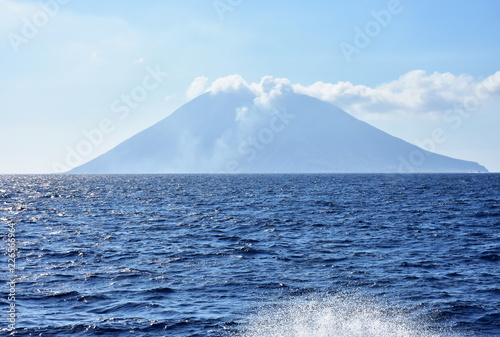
[233,293,459,337]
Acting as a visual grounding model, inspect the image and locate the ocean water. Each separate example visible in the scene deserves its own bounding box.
[1,174,499,336]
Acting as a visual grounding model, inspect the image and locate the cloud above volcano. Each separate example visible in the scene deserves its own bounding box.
[187,71,500,119]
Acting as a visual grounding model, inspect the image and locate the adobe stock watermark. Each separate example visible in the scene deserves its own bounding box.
[213,0,243,21]
[225,108,295,173]
[398,73,500,173]
[6,221,18,332]
[51,65,169,173]
[7,0,71,54]
[339,0,405,63]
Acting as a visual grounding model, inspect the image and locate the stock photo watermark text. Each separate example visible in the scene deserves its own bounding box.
[226,108,295,173]
[6,222,18,331]
[398,73,500,173]
[339,0,405,63]
[51,65,169,173]
[213,0,243,21]
[7,0,71,53]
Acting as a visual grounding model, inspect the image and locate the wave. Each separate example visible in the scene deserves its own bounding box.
[232,292,460,337]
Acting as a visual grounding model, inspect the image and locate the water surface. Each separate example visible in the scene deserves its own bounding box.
[1,174,499,336]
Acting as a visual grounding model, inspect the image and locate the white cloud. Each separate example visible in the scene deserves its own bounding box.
[186,76,209,99]
[252,76,293,108]
[194,72,500,173]
[198,71,500,120]
[196,74,293,110]
[294,70,500,118]
[481,71,500,96]
[164,94,175,102]
[208,74,250,95]
[193,75,296,165]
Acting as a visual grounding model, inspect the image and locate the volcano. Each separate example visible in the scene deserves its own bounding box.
[70,78,487,174]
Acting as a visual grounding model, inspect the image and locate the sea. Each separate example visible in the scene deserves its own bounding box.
[1,174,499,337]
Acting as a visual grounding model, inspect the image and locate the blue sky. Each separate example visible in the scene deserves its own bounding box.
[1,0,499,173]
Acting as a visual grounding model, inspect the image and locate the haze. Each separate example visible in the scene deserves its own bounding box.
[1,0,499,173]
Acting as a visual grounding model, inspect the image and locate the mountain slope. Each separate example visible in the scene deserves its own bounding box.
[70,87,487,174]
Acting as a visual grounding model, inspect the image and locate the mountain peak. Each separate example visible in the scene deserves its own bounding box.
[70,82,488,174]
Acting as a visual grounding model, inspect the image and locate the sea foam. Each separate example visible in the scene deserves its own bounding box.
[234,292,459,337]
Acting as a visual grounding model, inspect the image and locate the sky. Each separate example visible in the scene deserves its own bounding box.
[1,0,499,173]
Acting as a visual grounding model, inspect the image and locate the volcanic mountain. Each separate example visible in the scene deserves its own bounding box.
[70,78,487,174]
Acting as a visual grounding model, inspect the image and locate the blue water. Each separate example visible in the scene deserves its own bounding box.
[1,174,499,336]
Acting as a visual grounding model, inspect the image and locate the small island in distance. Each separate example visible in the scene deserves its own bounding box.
[70,77,488,174]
